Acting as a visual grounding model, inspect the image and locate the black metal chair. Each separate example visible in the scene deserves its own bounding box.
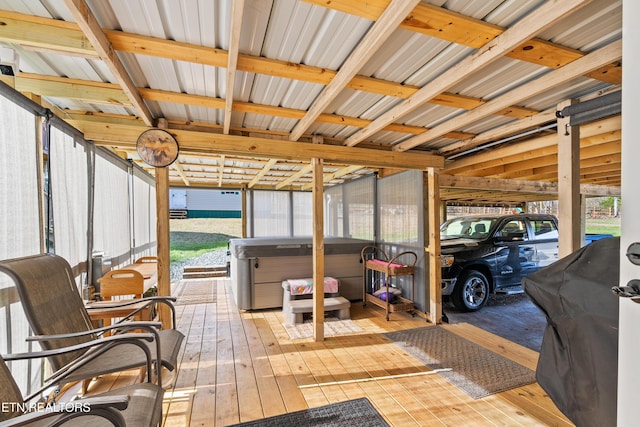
[0,253,184,391]
[0,338,163,427]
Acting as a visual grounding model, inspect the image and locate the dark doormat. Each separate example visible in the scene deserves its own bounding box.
[226,397,389,427]
[384,326,536,399]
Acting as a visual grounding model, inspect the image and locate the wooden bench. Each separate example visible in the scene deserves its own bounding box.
[286,296,351,325]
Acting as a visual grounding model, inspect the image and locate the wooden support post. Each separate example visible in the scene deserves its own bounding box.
[311,136,324,342]
[155,119,171,328]
[426,168,442,324]
[155,166,171,328]
[241,188,247,238]
[557,99,581,258]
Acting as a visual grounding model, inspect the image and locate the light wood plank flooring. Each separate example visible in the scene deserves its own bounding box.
[89,278,572,426]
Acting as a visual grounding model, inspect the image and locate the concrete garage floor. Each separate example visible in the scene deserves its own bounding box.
[443,292,547,352]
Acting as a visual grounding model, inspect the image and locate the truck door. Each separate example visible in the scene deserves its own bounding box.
[494,218,536,288]
[530,218,559,268]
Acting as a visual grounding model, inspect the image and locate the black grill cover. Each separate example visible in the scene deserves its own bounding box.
[523,237,619,427]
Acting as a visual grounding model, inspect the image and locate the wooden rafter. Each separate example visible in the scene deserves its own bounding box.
[0,4,622,203]
[440,109,558,157]
[0,9,599,130]
[160,129,445,170]
[444,117,621,175]
[224,0,244,134]
[62,0,154,126]
[395,39,622,152]
[172,160,190,186]
[1,73,473,141]
[276,164,313,189]
[249,159,278,188]
[303,0,620,83]
[302,164,364,190]
[289,0,421,141]
[344,0,594,148]
[218,155,226,187]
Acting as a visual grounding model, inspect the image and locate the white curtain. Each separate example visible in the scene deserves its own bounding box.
[324,185,344,237]
[0,98,40,258]
[49,127,88,277]
[376,170,426,312]
[252,190,291,237]
[378,171,421,246]
[324,175,375,240]
[93,152,131,266]
[293,191,312,236]
[132,168,157,261]
[344,175,375,240]
[0,96,42,395]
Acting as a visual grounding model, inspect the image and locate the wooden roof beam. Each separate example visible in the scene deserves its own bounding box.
[172,160,190,186]
[444,116,621,174]
[62,0,154,126]
[5,73,472,141]
[303,0,620,84]
[0,10,542,123]
[218,155,226,187]
[289,0,420,141]
[276,164,314,189]
[249,159,278,188]
[223,0,244,134]
[395,39,622,151]
[344,0,593,148]
[440,109,558,157]
[440,175,619,198]
[75,119,444,169]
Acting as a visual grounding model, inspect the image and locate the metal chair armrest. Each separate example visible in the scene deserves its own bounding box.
[24,321,162,341]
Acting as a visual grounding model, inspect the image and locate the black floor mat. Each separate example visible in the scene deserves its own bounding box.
[226,397,389,427]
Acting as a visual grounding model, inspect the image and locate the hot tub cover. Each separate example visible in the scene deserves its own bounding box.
[230,237,372,258]
[523,237,619,427]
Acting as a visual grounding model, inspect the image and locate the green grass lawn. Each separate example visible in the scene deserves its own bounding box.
[585,217,621,236]
[170,218,242,262]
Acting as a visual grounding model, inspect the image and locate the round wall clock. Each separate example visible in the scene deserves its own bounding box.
[136,128,179,167]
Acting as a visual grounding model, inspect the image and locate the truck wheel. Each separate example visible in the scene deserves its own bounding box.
[452,270,489,312]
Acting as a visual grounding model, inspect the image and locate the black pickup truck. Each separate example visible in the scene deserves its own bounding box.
[440,213,559,312]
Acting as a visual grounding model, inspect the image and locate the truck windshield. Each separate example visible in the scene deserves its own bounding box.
[440,217,498,240]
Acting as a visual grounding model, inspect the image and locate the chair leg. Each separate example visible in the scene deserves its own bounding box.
[81,378,91,395]
[138,365,147,383]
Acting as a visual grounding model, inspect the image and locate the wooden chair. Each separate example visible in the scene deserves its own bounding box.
[100,269,145,300]
[92,269,155,340]
[0,254,184,390]
[135,256,159,264]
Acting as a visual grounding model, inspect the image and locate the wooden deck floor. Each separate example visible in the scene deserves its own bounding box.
[95,278,573,426]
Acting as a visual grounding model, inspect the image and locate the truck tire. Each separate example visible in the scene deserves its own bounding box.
[452,270,489,312]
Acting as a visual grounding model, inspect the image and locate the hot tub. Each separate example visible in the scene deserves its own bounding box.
[230,237,371,310]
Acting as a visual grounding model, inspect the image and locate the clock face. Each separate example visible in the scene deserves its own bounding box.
[136,129,179,167]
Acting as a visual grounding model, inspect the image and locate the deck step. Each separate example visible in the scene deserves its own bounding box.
[183,265,226,273]
[182,271,226,279]
[170,209,187,219]
[182,265,227,279]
